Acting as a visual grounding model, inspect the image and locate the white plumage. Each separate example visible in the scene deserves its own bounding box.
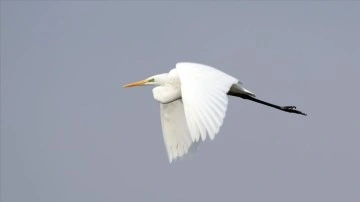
[123,62,255,162]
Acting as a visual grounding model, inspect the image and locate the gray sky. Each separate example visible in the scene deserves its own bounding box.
[1,2,360,202]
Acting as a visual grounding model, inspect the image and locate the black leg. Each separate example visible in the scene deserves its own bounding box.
[227,92,307,116]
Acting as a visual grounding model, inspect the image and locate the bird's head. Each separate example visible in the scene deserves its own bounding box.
[123,73,169,88]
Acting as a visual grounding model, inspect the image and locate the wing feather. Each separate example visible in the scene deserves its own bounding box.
[176,62,239,141]
[159,62,255,162]
[160,100,194,162]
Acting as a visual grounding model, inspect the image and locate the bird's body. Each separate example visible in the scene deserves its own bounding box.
[123,62,306,162]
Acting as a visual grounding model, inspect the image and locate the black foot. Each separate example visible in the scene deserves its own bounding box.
[281,106,307,116]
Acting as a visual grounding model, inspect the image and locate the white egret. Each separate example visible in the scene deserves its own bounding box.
[123,62,306,162]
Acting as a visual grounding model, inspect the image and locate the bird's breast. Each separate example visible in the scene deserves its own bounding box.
[152,84,181,104]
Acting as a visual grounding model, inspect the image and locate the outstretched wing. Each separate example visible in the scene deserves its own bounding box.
[176,62,239,142]
[160,100,198,163]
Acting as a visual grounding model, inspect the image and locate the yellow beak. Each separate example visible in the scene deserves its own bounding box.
[123,79,149,88]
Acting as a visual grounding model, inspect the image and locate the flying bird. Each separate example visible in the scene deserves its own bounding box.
[123,62,306,162]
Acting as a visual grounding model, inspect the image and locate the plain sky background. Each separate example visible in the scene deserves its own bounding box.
[1,2,360,202]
